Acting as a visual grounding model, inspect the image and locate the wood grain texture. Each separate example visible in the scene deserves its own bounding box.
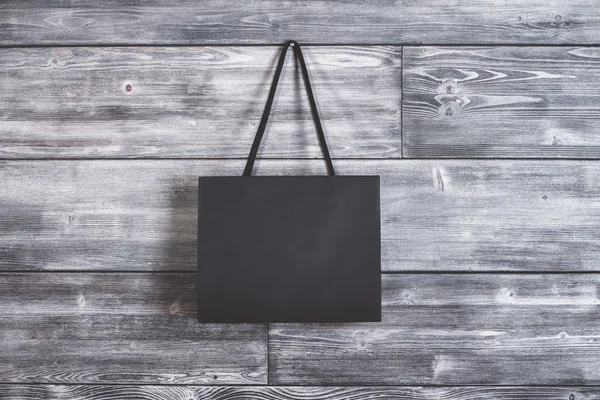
[3,159,600,272]
[270,274,600,385]
[0,273,266,384]
[403,47,600,158]
[0,46,401,159]
[1,1,600,45]
[1,385,599,400]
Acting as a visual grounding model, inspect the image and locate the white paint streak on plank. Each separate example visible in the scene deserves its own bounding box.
[2,159,600,272]
[269,274,600,385]
[0,46,401,159]
[0,0,598,45]
[403,47,600,158]
[1,385,599,399]
[0,273,267,384]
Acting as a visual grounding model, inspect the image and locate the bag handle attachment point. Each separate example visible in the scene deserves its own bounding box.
[243,40,336,177]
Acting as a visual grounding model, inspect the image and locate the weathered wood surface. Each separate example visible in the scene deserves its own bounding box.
[0,273,267,384]
[2,160,600,272]
[8,46,600,161]
[2,385,599,400]
[403,47,600,158]
[2,273,599,386]
[4,0,600,393]
[2,1,600,45]
[0,46,401,159]
[270,274,600,385]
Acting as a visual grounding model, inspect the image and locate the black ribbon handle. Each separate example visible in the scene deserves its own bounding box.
[243,40,335,176]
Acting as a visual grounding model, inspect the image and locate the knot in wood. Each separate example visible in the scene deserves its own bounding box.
[551,14,572,28]
[439,80,457,95]
[436,80,465,118]
[439,101,460,118]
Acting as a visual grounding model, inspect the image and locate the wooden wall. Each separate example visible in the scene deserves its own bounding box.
[1,1,600,399]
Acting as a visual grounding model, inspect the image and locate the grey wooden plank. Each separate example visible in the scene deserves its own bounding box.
[403,47,600,158]
[270,274,600,385]
[2,1,600,45]
[3,159,600,272]
[1,385,599,400]
[0,272,266,384]
[0,46,401,159]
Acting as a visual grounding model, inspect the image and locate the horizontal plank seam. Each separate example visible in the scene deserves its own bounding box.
[1,270,600,275]
[5,157,404,161]
[6,157,600,162]
[404,158,600,161]
[0,382,599,388]
[0,270,199,274]
[2,43,600,48]
[382,270,600,275]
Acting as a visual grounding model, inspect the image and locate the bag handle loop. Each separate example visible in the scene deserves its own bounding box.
[243,40,335,176]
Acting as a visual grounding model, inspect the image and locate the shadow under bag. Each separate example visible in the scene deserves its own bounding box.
[198,40,381,323]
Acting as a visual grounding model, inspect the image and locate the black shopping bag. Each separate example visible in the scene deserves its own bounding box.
[198,41,381,323]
